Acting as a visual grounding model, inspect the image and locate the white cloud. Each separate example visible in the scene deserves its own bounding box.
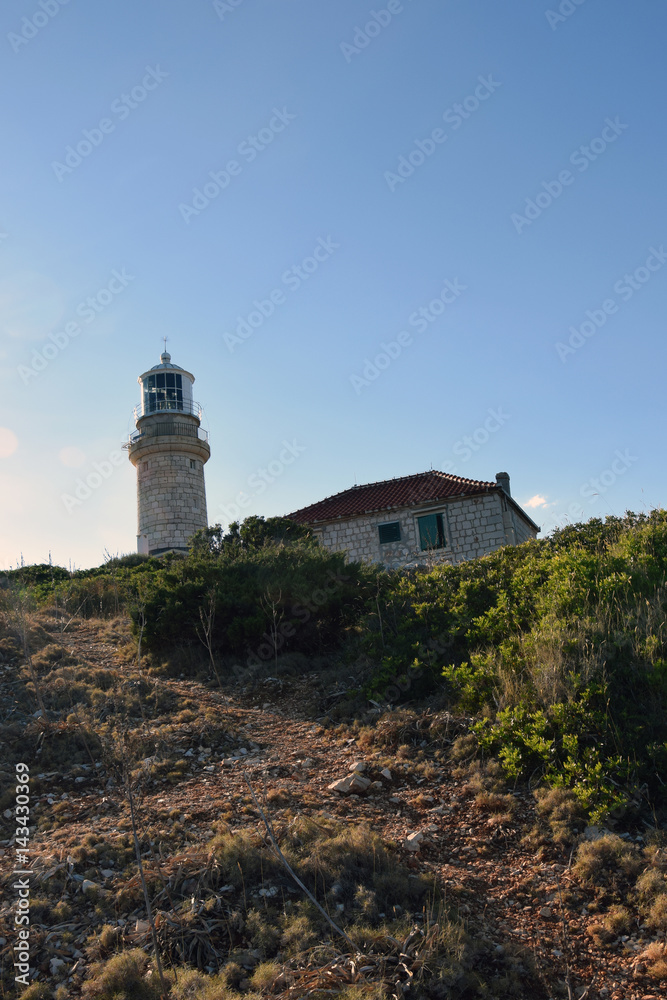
[523,494,550,509]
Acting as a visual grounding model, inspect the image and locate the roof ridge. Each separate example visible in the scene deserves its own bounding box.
[287,469,498,522]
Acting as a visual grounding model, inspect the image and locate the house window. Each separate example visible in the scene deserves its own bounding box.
[378,521,401,544]
[417,513,445,551]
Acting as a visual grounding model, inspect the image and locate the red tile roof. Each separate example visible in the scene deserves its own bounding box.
[287,470,498,524]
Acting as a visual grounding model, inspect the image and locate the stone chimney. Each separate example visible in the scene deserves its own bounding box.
[495,472,511,497]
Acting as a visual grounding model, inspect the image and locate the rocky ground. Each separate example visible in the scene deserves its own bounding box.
[0,616,665,999]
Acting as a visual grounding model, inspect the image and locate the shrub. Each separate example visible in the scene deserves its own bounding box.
[573,834,643,885]
[534,787,586,843]
[647,893,667,932]
[81,949,163,999]
[640,941,667,980]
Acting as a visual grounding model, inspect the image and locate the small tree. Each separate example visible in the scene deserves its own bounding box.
[195,587,224,690]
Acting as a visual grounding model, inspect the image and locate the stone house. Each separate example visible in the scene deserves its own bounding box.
[287,470,539,568]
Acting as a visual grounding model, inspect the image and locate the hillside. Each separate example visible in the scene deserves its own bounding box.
[1,513,666,999]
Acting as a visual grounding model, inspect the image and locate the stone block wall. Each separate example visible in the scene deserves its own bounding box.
[136,451,208,553]
[312,490,538,568]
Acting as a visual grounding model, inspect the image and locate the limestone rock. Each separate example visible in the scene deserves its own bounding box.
[327,773,371,795]
[405,831,423,852]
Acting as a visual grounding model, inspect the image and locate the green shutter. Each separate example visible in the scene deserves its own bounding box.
[418,513,445,550]
[379,521,401,544]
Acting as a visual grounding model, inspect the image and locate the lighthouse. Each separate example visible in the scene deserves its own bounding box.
[128,349,210,555]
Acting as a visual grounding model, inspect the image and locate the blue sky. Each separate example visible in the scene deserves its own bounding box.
[0,0,665,569]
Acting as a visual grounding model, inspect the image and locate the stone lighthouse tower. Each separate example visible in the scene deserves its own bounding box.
[128,349,210,555]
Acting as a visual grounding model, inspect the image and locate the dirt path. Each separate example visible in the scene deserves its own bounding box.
[22,619,659,1000]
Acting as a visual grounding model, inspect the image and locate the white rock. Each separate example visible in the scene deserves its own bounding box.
[584,825,611,841]
[351,761,367,773]
[327,773,371,795]
[50,957,66,974]
[82,879,99,894]
[100,869,114,879]
[405,832,423,852]
[380,768,392,781]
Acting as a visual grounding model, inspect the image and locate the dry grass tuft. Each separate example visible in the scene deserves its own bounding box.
[646,893,667,932]
[534,786,585,844]
[639,941,667,980]
[81,948,162,999]
[573,834,643,885]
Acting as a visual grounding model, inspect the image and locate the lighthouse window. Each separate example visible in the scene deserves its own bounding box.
[143,372,183,412]
[190,460,196,469]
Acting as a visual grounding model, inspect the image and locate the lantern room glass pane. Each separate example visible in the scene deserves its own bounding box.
[143,372,184,412]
